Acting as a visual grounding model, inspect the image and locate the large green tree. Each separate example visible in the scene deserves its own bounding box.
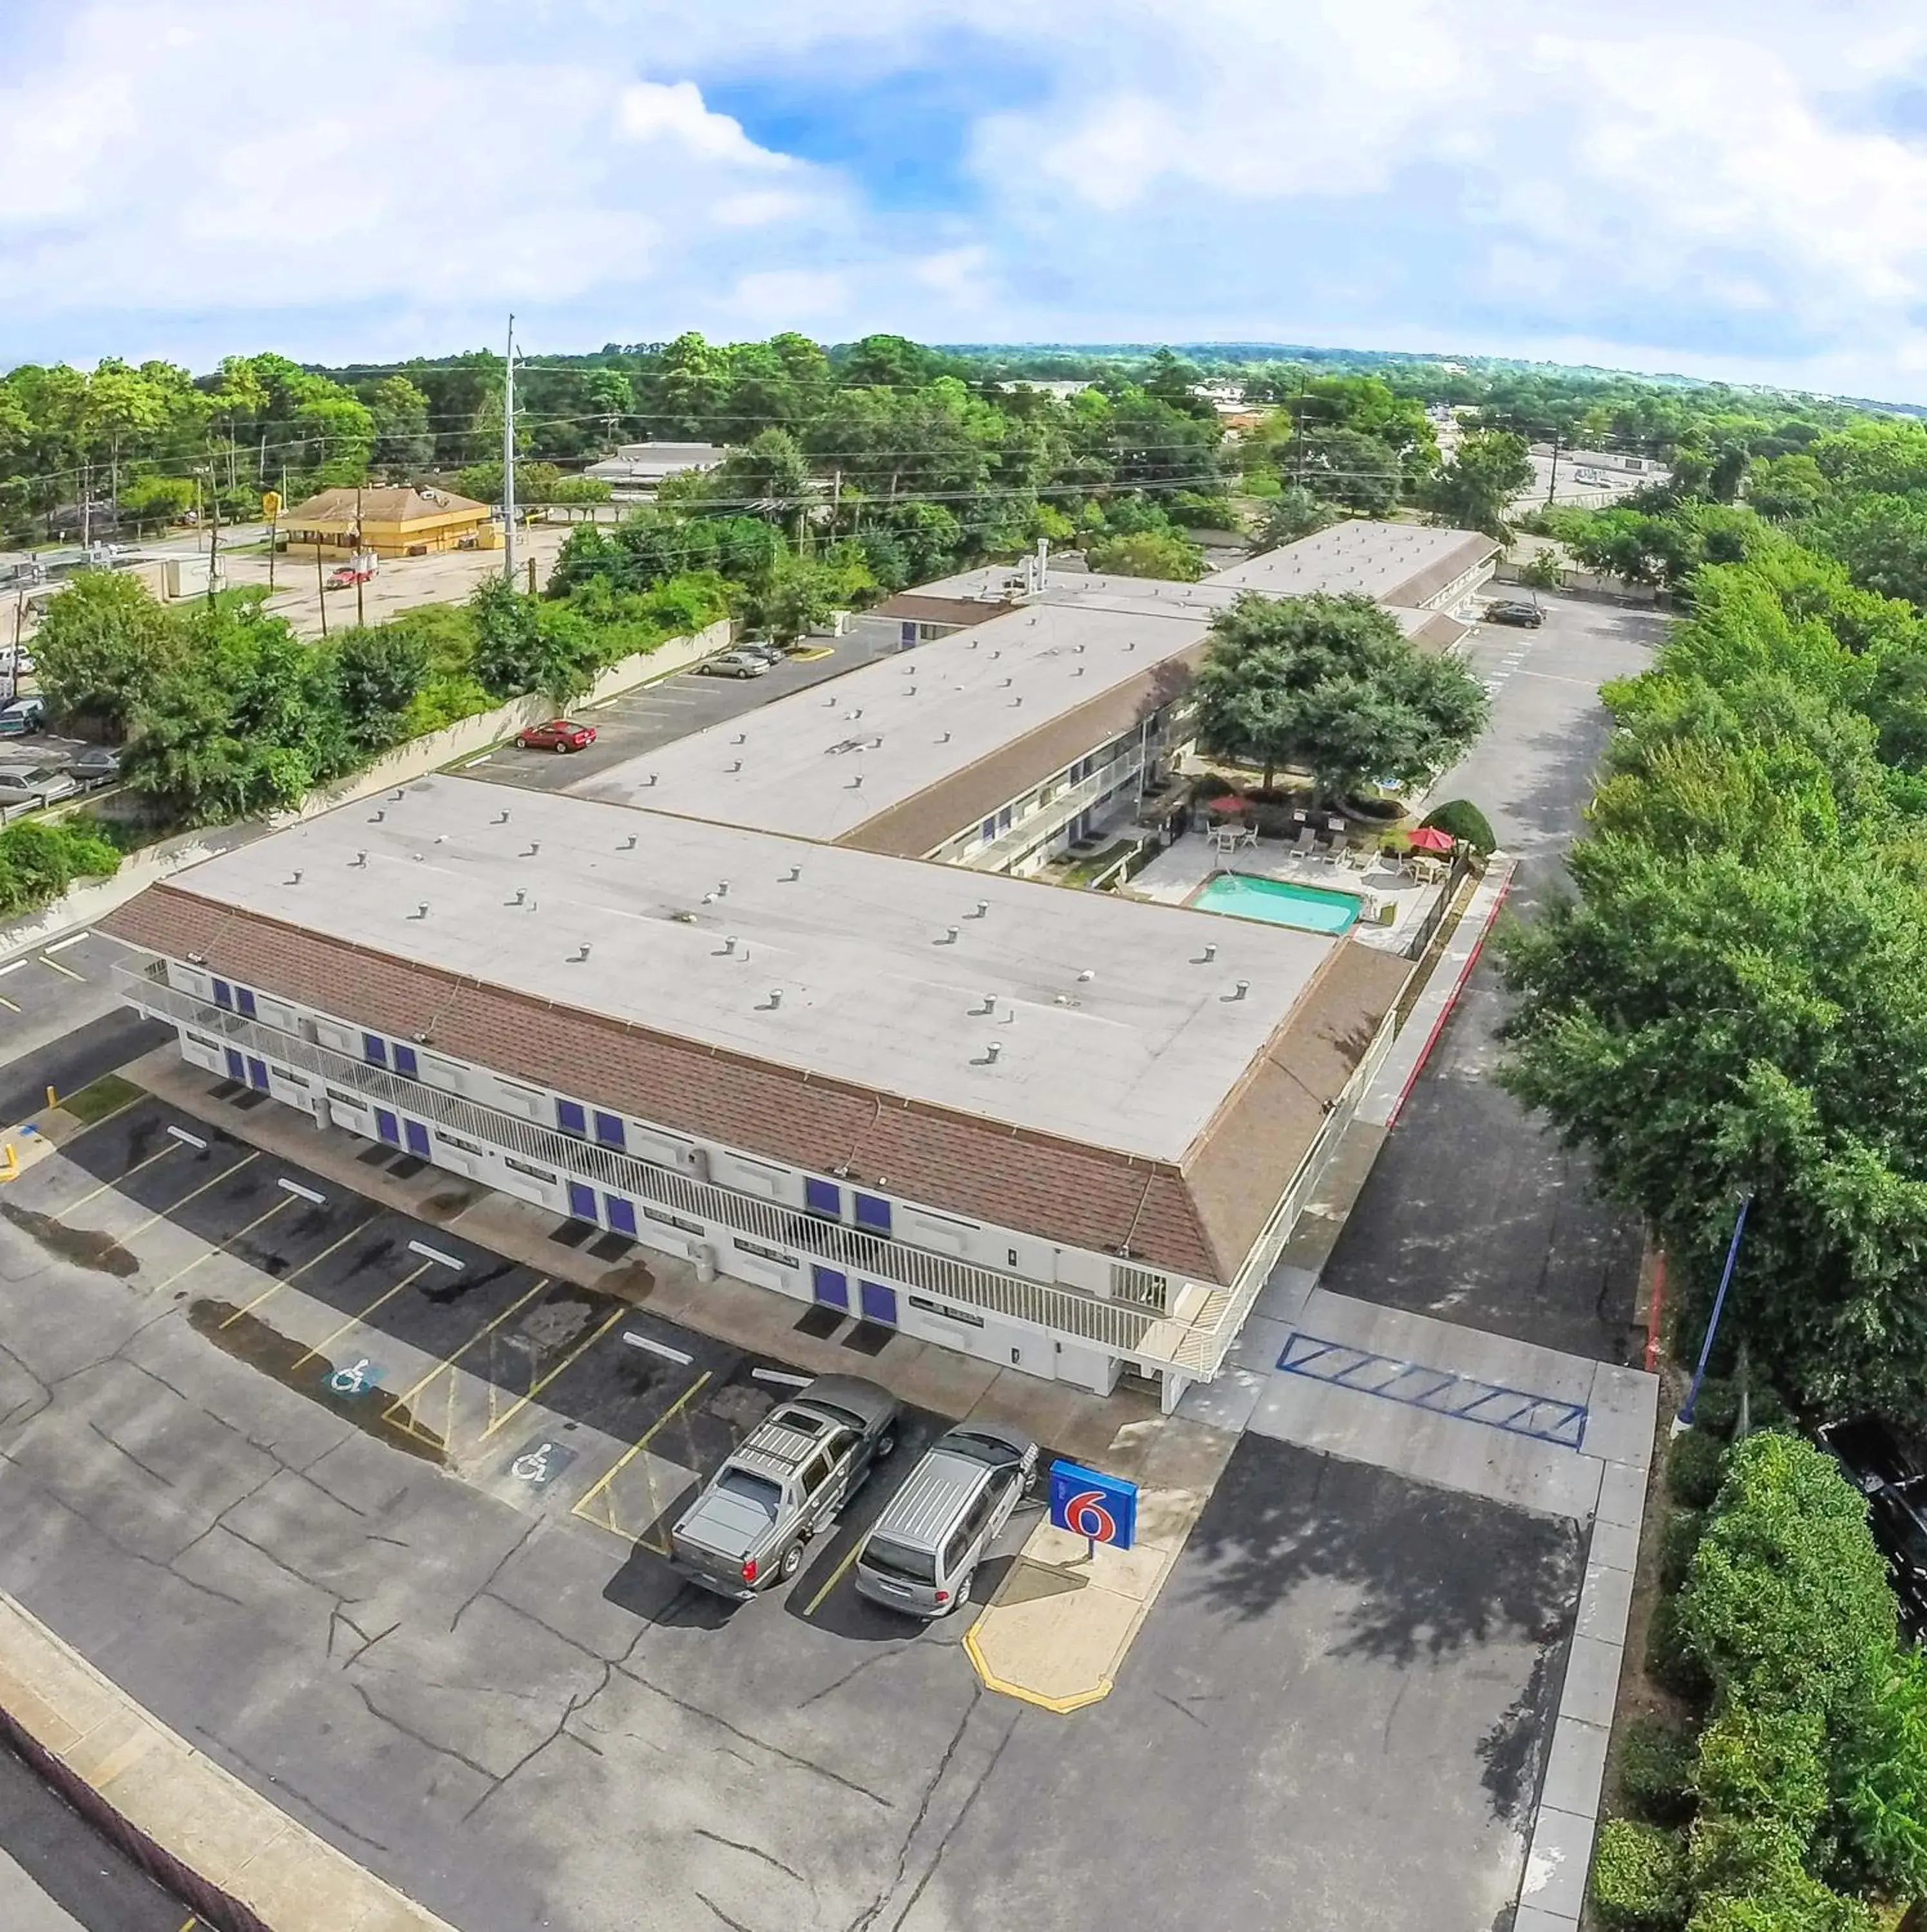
[1190,591,1488,799]
[1422,429,1534,536]
[28,569,182,734]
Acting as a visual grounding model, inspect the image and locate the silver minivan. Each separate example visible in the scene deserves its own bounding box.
[854,1421,1038,1617]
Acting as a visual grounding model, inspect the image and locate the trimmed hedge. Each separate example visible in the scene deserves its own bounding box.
[1646,1592,1713,1703]
[1592,1819,1690,1929]
[1419,797,1495,853]
[1659,1509,1705,1594]
[1667,1428,1727,1510]
[1619,1716,1698,1826]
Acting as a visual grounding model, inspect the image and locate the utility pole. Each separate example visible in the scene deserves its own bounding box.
[354,483,365,627]
[502,314,517,587]
[81,464,92,553]
[1546,428,1562,506]
[206,472,221,609]
[316,542,328,639]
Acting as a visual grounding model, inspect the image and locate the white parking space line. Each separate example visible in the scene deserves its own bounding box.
[624,1332,693,1365]
[35,953,84,982]
[41,932,93,956]
[0,960,27,978]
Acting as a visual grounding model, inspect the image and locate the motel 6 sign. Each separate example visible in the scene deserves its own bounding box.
[1047,1458,1139,1552]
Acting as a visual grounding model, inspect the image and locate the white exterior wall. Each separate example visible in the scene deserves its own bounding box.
[162,965,1154,1396]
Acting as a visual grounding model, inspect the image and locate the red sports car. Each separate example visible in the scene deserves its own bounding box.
[517,718,596,753]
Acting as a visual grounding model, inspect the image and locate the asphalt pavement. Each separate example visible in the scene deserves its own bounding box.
[0,1743,191,1932]
[460,628,906,797]
[1326,594,1665,1360]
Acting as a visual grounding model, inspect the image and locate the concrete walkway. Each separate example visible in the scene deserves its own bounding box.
[0,1592,458,1932]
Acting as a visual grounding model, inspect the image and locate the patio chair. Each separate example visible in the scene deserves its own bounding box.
[1237,824,1259,851]
[1291,826,1318,857]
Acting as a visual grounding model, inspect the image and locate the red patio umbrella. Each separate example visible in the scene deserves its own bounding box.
[1207,794,1248,814]
[1407,825,1455,854]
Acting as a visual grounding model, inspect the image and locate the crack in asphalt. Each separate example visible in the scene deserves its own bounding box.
[693,1825,807,1886]
[450,1517,540,1634]
[613,1661,894,1810]
[848,1685,983,1932]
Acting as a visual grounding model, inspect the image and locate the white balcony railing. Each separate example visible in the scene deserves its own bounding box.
[117,966,1257,1381]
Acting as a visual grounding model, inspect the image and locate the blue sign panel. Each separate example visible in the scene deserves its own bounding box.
[1047,1459,1137,1551]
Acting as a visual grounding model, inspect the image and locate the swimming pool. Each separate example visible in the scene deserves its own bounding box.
[1191,872,1363,935]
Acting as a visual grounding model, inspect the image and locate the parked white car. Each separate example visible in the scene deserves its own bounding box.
[0,764,77,811]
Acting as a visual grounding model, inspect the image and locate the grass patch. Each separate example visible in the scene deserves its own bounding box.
[59,1072,143,1124]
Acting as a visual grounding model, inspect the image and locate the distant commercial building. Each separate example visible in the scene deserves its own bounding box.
[280,486,495,559]
[583,443,725,498]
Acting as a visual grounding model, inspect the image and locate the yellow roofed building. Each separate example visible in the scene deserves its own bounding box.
[280,485,497,558]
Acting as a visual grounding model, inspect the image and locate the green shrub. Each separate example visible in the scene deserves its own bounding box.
[1647,1593,1713,1703]
[0,817,123,917]
[1678,1434,1897,1721]
[1591,1819,1690,1929]
[1668,1428,1728,1510]
[1693,1705,1827,1842]
[1419,797,1495,853]
[1660,1509,1706,1593]
[1685,1884,1880,1932]
[1685,1812,1814,1904]
[1620,1715,1699,1825]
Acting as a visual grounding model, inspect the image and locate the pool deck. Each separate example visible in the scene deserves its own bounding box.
[1126,828,1443,954]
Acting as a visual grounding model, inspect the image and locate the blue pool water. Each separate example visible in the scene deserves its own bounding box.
[1191,873,1362,935]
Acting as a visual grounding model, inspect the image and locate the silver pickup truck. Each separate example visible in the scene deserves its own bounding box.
[669,1376,901,1599]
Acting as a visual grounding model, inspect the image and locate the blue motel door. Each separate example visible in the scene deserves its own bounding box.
[859,1280,898,1327]
[812,1265,850,1311]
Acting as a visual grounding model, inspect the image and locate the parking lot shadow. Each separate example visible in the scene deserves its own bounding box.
[1182,1435,1582,1667]
[602,1549,736,1627]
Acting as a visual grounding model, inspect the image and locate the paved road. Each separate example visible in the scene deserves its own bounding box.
[462,629,907,799]
[0,1074,1578,1931]
[0,1743,191,1932]
[0,934,165,1113]
[1325,594,1666,1359]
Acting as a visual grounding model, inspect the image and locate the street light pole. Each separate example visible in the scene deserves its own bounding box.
[502,315,517,587]
[1673,1193,1753,1435]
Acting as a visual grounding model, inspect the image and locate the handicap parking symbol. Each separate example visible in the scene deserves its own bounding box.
[507,1437,577,1488]
[322,1356,386,1400]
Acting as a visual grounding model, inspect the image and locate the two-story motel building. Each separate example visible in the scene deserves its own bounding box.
[102,522,1497,1410]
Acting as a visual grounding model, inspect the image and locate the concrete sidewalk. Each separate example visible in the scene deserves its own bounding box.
[1360,855,1515,1130]
[0,1592,459,1932]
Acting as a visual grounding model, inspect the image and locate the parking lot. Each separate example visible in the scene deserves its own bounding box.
[462,625,906,798]
[32,1092,1017,1635]
[0,1073,1583,1931]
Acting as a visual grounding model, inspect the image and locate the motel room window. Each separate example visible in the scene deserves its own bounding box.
[392,1044,419,1079]
[235,987,257,1018]
[213,979,234,1009]
[854,1193,892,1236]
[593,1111,626,1150]
[556,1098,587,1137]
[362,1032,388,1066]
[805,1178,842,1220]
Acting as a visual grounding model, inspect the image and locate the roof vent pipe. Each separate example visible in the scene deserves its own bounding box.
[286,870,303,886]
[763,989,783,1010]
[413,902,430,920]
[728,760,742,773]
[644,773,658,787]
[783,865,801,883]
[971,899,989,918]
[732,732,746,745]
[493,810,510,824]
[716,880,730,896]
[1201,942,1217,963]
[940,925,959,945]
[352,851,368,867]
[1229,979,1249,1001]
[983,1041,1002,1065]
[620,835,636,851]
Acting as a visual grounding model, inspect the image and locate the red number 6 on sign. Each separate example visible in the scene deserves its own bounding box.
[1064,1490,1117,1542]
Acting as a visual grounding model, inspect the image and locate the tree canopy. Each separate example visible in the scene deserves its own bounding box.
[1190,591,1488,799]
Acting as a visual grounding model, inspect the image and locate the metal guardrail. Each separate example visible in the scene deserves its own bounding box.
[117,967,1252,1380]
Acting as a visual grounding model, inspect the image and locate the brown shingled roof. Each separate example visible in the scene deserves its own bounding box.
[873,593,1017,629]
[102,882,1407,1285]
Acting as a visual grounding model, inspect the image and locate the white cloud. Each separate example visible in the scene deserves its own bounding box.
[6,0,1927,397]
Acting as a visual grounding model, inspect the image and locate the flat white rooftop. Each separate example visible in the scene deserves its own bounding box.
[574,522,1492,848]
[173,777,1338,1162]
[576,593,1210,841]
[1204,522,1495,606]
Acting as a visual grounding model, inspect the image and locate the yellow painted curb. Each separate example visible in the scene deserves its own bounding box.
[962,1624,1113,1714]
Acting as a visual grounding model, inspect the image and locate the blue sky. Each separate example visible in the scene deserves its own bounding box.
[5,1,1927,400]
